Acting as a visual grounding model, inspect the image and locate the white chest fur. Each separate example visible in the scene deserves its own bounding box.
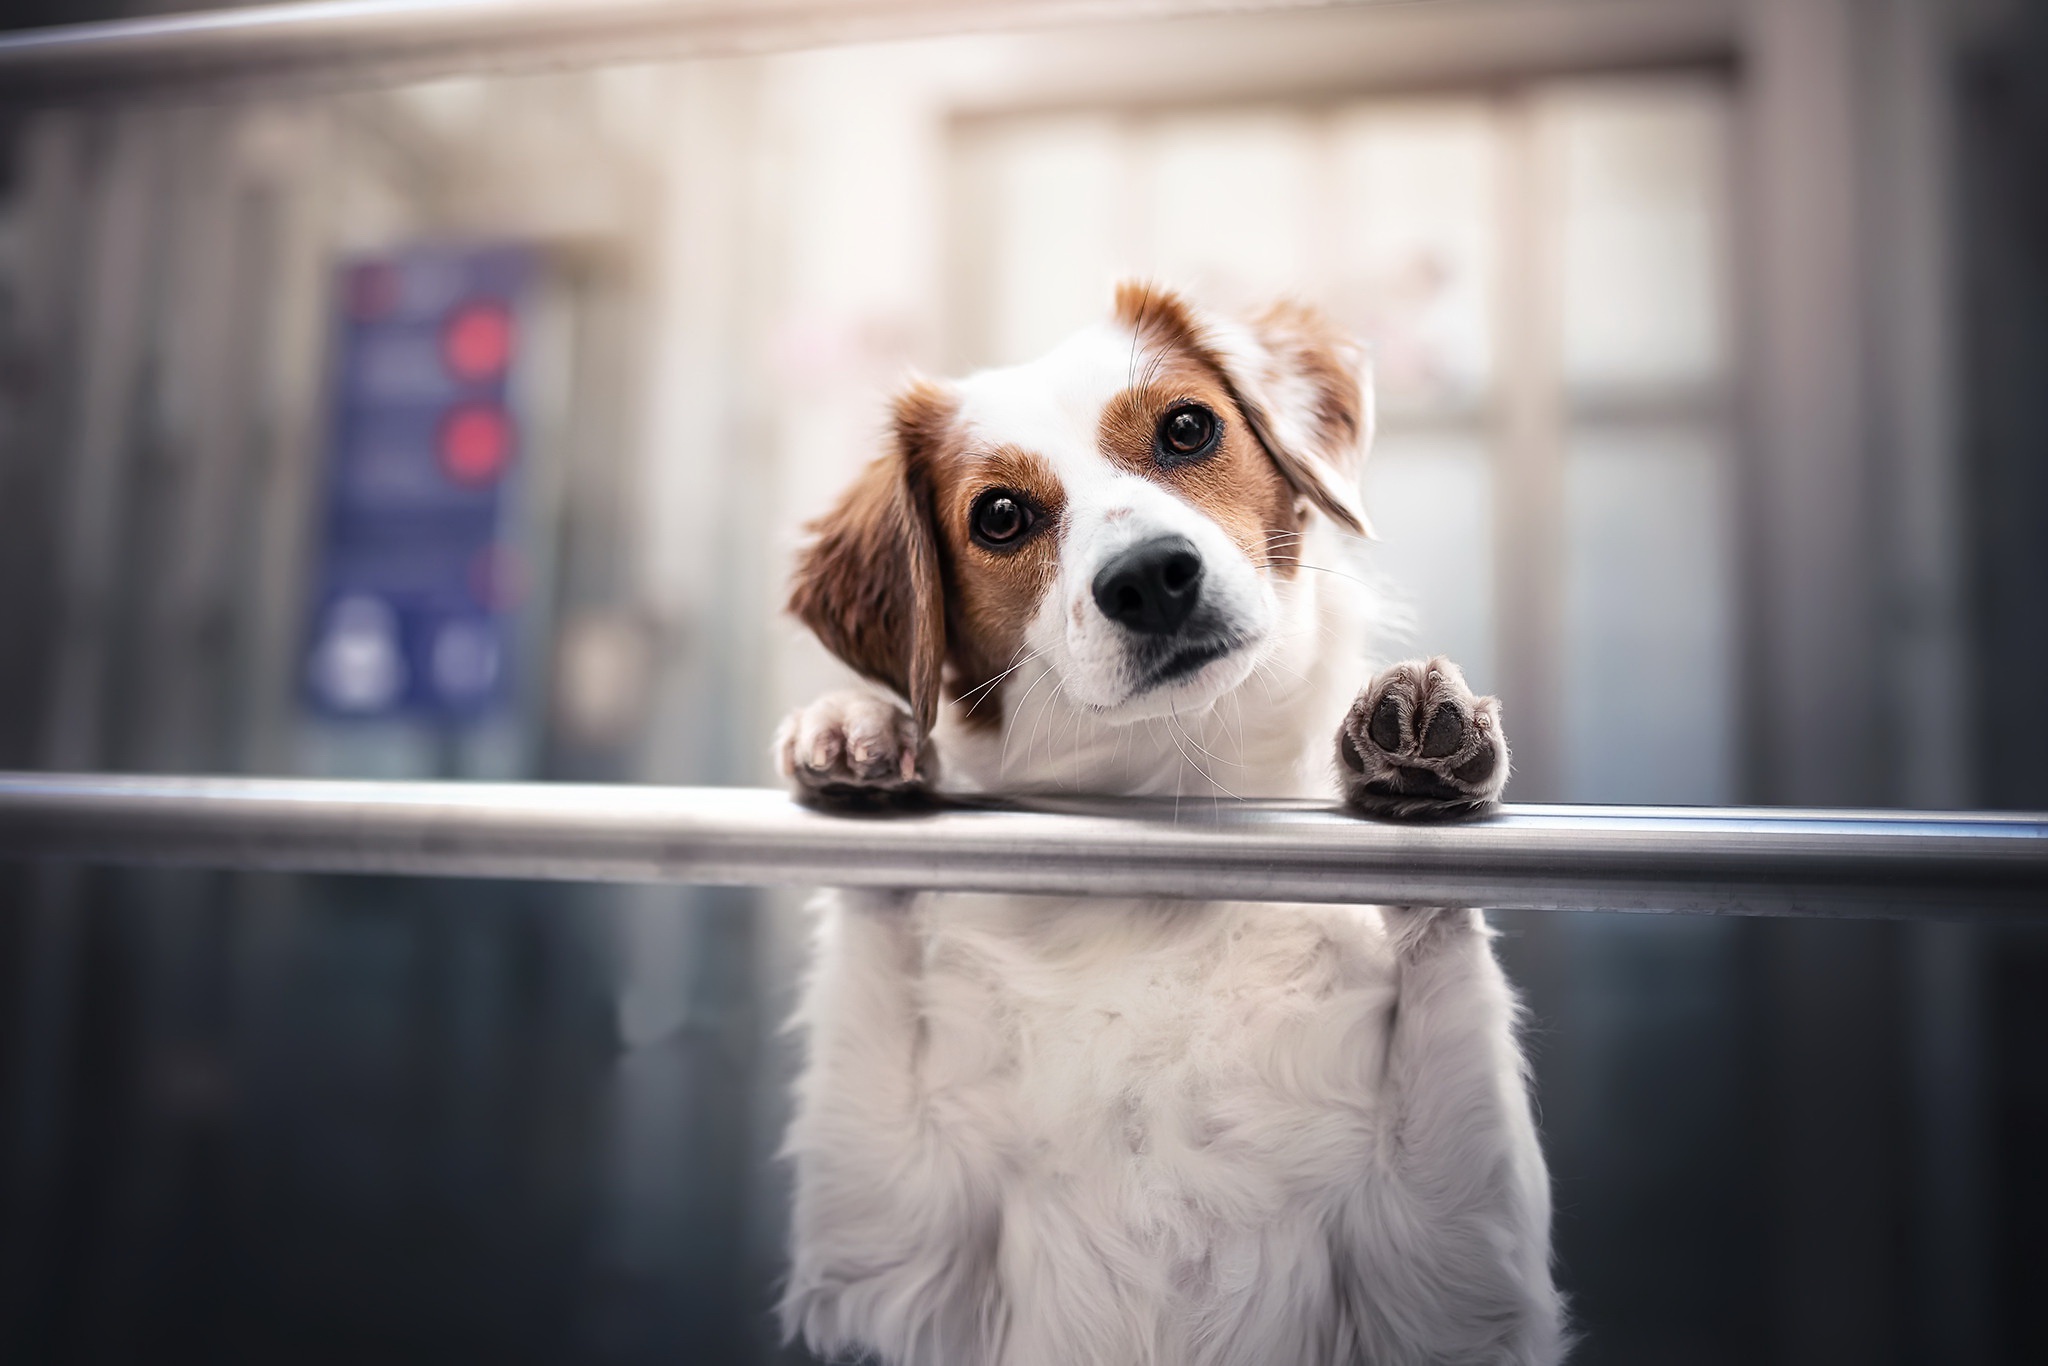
[919,896,1399,1353]
[781,890,1561,1366]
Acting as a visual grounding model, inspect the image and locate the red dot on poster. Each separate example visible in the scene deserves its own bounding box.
[440,405,512,486]
[443,301,515,382]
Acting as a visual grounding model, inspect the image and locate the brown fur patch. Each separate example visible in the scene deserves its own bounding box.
[928,445,1065,732]
[1118,281,1369,538]
[1114,280,1210,359]
[1094,352,1302,577]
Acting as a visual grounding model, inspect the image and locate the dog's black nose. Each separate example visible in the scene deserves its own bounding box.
[1092,536,1204,635]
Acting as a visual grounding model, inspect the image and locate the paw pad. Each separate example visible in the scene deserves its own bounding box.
[1419,705,1464,758]
[1368,693,1404,753]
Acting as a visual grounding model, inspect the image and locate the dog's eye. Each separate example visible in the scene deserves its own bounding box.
[970,489,1035,549]
[1157,403,1220,464]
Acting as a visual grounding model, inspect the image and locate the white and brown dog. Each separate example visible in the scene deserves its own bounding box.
[774,283,1562,1366]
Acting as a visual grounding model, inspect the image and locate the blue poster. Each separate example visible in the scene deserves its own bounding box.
[302,244,535,721]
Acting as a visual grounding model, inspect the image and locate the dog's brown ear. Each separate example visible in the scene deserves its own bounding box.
[1211,297,1376,538]
[787,380,953,733]
[1113,280,1372,535]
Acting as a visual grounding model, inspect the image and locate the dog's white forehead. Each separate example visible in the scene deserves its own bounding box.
[951,322,1142,481]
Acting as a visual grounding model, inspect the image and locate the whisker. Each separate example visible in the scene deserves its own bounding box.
[1041,681,1070,783]
[1292,562,1376,590]
[1173,712,1224,821]
[1140,345,1170,392]
[1232,691,1247,772]
[1079,707,1101,792]
[1257,653,1315,684]
[1169,708,1244,801]
[1268,524,1376,549]
[1173,723,1184,826]
[1048,679,1081,786]
[1028,675,1064,777]
[956,648,1044,713]
[1173,712,1251,770]
[1000,662,1057,776]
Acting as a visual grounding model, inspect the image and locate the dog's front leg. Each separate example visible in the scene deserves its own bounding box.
[782,890,1002,1364]
[1349,905,1564,1364]
[1330,660,1563,1362]
[777,696,996,1364]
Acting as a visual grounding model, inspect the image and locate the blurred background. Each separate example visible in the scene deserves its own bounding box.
[0,0,2043,1361]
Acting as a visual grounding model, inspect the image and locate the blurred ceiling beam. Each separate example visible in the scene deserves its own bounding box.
[944,0,1740,116]
[0,0,1679,104]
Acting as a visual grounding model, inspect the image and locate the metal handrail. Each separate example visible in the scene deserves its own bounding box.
[0,0,1362,98]
[0,772,2042,918]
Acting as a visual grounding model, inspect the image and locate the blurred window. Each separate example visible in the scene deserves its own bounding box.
[1552,83,1730,398]
[1562,424,1736,803]
[1330,103,1501,413]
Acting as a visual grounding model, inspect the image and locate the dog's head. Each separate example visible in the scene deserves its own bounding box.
[789,282,1372,735]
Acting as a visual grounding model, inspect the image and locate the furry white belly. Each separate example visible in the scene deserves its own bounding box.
[783,892,1409,1366]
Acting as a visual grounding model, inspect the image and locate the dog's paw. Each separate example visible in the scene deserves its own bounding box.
[776,692,935,806]
[1337,657,1508,819]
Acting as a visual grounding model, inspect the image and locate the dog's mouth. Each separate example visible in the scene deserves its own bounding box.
[1131,631,1248,695]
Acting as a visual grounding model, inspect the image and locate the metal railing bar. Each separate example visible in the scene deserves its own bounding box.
[0,772,2043,919]
[0,0,1385,100]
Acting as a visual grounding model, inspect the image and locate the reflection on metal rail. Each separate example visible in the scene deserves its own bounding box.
[0,0,1353,98]
[1,772,2043,919]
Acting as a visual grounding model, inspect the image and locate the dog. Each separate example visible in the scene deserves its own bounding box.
[773,282,1562,1366]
